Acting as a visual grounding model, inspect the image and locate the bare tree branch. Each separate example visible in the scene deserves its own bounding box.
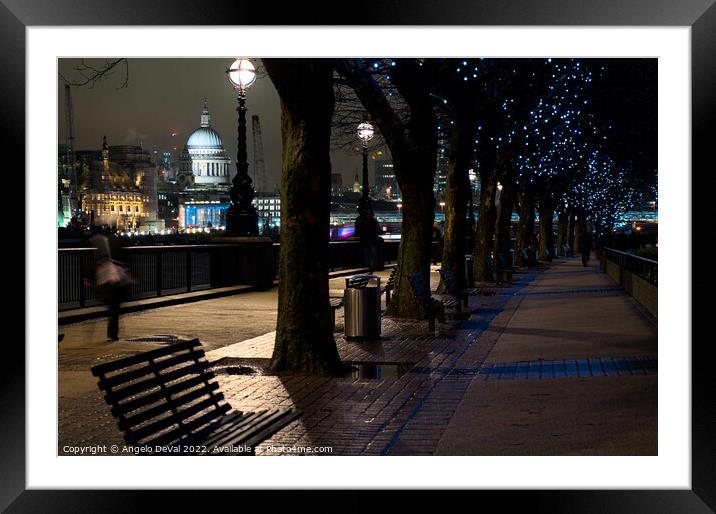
[60,58,129,89]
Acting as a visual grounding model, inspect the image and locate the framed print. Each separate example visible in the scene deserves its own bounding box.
[4,0,714,510]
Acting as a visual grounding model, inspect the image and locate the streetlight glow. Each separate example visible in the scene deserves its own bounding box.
[227,58,257,92]
[357,122,375,143]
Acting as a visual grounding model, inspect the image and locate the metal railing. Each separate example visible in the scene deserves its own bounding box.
[602,247,657,286]
[59,240,404,311]
[58,244,246,310]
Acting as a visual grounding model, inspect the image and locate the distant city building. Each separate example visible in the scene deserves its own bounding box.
[73,136,162,232]
[176,100,231,189]
[353,172,361,193]
[374,160,400,200]
[159,99,234,230]
[178,190,231,229]
[158,151,176,182]
[57,144,80,227]
[255,192,281,234]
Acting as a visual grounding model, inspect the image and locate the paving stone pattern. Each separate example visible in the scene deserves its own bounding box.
[58,259,657,457]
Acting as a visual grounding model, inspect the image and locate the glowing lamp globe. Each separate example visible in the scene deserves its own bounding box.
[227,58,257,91]
[357,122,375,143]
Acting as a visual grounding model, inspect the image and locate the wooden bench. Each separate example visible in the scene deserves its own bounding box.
[489,254,512,285]
[407,272,460,331]
[521,247,538,268]
[381,268,397,306]
[496,252,515,280]
[438,268,483,308]
[91,339,300,455]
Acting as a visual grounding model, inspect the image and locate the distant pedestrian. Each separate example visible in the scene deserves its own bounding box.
[90,226,133,341]
[580,226,593,267]
[431,224,443,265]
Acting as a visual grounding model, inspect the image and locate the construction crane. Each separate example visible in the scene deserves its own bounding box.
[63,84,79,215]
[251,114,266,194]
[64,84,75,168]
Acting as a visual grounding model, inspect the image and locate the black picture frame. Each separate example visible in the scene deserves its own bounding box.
[5,0,713,510]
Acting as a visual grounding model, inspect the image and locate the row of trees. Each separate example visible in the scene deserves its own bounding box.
[60,57,655,375]
[265,58,655,375]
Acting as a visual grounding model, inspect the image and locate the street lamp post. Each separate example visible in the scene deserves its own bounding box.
[355,122,376,240]
[225,58,258,236]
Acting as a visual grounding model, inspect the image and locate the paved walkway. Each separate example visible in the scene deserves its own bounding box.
[435,258,657,455]
[58,257,657,456]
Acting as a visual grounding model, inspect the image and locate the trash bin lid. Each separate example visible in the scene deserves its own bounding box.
[345,275,381,288]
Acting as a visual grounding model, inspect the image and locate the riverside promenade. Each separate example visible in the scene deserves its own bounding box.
[58,256,657,456]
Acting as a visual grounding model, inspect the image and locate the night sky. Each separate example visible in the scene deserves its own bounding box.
[58,58,656,190]
[57,58,363,190]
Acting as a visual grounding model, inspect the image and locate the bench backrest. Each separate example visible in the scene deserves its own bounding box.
[91,339,229,447]
[386,268,397,288]
[496,252,510,269]
[438,268,460,297]
[407,272,434,308]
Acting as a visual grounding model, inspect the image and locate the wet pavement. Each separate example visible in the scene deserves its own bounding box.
[58,258,657,456]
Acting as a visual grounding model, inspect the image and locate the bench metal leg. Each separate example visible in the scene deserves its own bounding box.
[386,290,391,306]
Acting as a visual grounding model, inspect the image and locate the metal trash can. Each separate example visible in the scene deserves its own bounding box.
[344,275,381,339]
[465,254,474,287]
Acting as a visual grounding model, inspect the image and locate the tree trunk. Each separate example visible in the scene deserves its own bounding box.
[338,60,437,319]
[567,209,576,255]
[515,191,535,266]
[538,197,554,261]
[438,120,471,293]
[515,189,535,267]
[264,59,344,375]
[474,173,497,281]
[574,213,585,253]
[387,171,435,317]
[556,212,568,256]
[494,178,515,266]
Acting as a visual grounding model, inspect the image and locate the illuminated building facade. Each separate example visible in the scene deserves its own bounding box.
[75,137,162,231]
[374,160,400,200]
[255,192,281,233]
[176,100,231,189]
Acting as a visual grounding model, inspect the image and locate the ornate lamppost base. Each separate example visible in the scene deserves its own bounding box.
[225,210,259,237]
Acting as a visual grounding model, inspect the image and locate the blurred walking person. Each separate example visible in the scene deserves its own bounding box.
[90,226,133,341]
[580,225,593,267]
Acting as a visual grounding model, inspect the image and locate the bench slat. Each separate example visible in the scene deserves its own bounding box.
[100,361,212,404]
[98,349,205,389]
[111,374,215,417]
[117,383,224,431]
[91,339,202,376]
[92,339,302,454]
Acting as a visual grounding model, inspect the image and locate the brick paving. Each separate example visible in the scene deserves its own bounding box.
[59,266,530,455]
[59,257,657,456]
